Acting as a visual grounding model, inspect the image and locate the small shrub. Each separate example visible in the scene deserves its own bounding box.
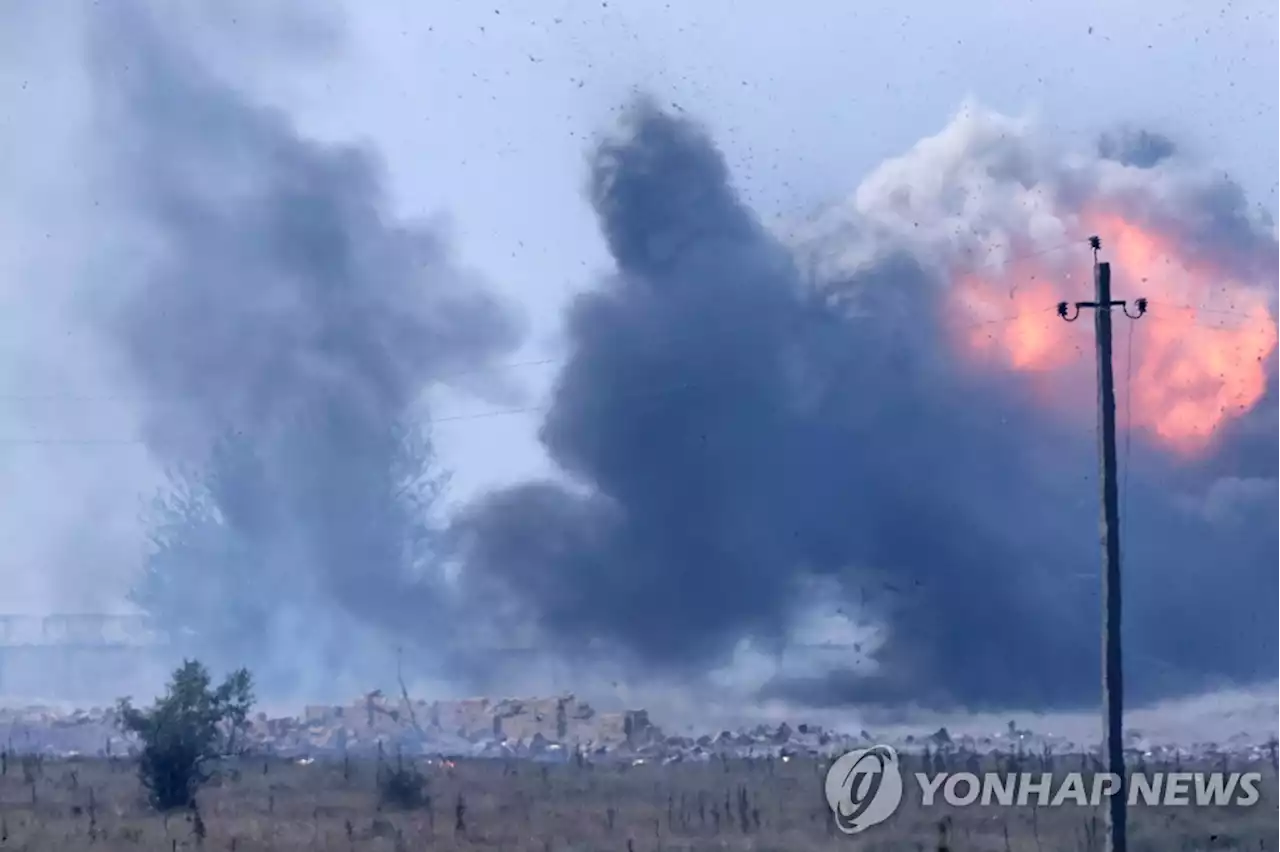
[377,752,429,811]
[117,659,254,811]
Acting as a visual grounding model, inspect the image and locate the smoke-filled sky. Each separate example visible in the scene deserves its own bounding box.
[0,0,1275,710]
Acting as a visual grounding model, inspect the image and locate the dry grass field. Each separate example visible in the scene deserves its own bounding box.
[0,751,1273,851]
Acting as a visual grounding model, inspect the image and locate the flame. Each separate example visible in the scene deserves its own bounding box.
[951,215,1277,455]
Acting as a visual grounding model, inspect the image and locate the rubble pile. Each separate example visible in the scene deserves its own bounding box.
[0,693,662,761]
[1,697,1276,766]
[274,692,659,758]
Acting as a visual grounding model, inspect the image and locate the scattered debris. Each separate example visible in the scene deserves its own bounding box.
[1,696,1275,765]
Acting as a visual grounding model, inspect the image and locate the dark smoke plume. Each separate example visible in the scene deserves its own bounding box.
[459,99,1277,710]
[88,4,521,694]
[1097,127,1177,169]
[83,1,1273,711]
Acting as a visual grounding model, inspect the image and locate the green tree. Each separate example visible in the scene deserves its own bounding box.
[130,423,450,685]
[130,434,272,668]
[117,659,254,811]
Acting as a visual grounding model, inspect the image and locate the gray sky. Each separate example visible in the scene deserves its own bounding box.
[0,0,1275,614]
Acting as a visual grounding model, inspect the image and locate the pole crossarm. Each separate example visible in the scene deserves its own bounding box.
[1058,298,1148,322]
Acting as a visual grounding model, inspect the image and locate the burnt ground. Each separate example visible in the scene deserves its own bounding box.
[0,751,1274,851]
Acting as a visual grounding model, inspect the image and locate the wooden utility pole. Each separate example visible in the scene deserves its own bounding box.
[1056,236,1145,852]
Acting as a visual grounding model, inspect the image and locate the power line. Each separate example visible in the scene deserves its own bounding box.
[0,307,1065,445]
[1161,303,1277,319]
[1141,303,1280,350]
[1121,318,1135,543]
[0,299,1267,446]
[4,301,1258,406]
[0,236,1107,407]
[960,235,1095,269]
[0,357,566,403]
[2,303,1269,447]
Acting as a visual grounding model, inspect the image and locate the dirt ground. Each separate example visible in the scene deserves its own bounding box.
[0,751,1274,851]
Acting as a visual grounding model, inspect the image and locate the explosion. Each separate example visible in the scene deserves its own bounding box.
[952,215,1277,456]
[88,0,1275,715]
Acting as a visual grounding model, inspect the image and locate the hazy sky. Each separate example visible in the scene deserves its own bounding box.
[0,0,1275,613]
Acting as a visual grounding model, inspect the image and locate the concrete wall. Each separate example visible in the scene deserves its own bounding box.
[292,692,659,747]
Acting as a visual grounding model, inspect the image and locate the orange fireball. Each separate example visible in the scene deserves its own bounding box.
[949,214,1277,455]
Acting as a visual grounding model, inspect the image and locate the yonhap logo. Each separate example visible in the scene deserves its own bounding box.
[824,745,905,833]
[823,744,1265,835]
